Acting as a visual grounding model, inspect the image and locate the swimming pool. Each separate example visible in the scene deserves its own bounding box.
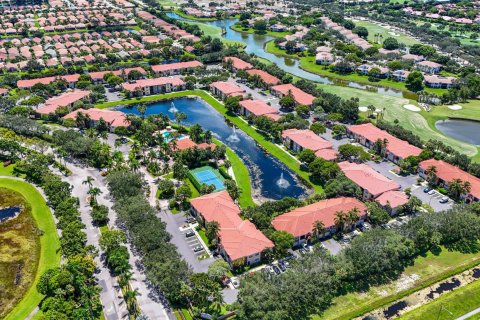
[162,130,186,142]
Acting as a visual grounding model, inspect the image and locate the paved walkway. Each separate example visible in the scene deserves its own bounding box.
[456,306,480,320]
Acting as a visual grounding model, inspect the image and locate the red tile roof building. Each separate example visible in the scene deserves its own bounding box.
[314,148,338,161]
[272,197,366,246]
[339,161,401,200]
[270,83,315,106]
[171,137,216,151]
[0,88,7,96]
[282,129,333,153]
[224,56,253,71]
[418,159,480,202]
[347,123,422,163]
[190,191,274,266]
[36,90,90,115]
[17,74,80,89]
[376,190,409,214]
[151,61,203,76]
[246,69,281,86]
[63,108,129,129]
[89,67,147,83]
[239,99,279,119]
[122,78,185,96]
[210,81,245,100]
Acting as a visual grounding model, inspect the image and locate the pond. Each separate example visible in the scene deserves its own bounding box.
[435,119,480,145]
[0,206,21,222]
[166,12,415,99]
[118,97,308,201]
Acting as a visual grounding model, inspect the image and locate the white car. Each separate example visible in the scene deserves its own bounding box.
[428,190,436,195]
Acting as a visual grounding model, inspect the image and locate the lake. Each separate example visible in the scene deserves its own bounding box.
[166,12,415,99]
[118,97,308,201]
[435,119,480,145]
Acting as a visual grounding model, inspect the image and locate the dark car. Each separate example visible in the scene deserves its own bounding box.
[423,187,431,193]
[278,262,286,272]
[193,245,203,252]
[272,265,281,275]
[185,231,195,238]
[186,217,196,224]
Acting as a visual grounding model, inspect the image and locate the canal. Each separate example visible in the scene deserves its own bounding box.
[166,12,415,99]
[119,97,308,201]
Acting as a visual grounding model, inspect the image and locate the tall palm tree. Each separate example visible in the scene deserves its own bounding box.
[334,211,346,231]
[82,176,94,189]
[346,208,360,230]
[124,288,140,315]
[312,220,326,241]
[425,165,437,185]
[206,221,220,244]
[88,187,102,205]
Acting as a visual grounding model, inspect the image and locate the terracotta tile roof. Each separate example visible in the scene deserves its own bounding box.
[0,88,8,95]
[239,99,278,116]
[172,137,215,151]
[282,129,333,151]
[271,83,315,106]
[37,90,90,115]
[376,190,409,208]
[151,61,203,73]
[17,74,80,89]
[121,77,185,91]
[191,191,273,261]
[314,148,338,161]
[272,197,366,237]
[419,159,480,200]
[89,67,146,80]
[224,56,253,70]
[246,69,280,85]
[338,161,401,197]
[348,123,422,159]
[210,81,245,96]
[63,108,129,127]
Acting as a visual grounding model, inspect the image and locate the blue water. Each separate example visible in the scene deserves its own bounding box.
[119,97,307,200]
[166,12,411,99]
[0,206,20,222]
[162,131,186,142]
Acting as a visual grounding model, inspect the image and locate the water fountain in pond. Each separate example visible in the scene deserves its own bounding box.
[168,102,178,113]
[226,126,240,143]
[276,172,290,188]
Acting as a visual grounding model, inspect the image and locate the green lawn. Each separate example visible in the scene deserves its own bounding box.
[95,90,322,194]
[398,279,480,320]
[179,20,245,47]
[173,10,216,21]
[0,163,15,176]
[224,145,255,208]
[352,20,421,46]
[2,179,61,320]
[317,247,480,320]
[186,178,200,199]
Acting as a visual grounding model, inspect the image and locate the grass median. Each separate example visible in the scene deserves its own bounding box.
[2,178,60,320]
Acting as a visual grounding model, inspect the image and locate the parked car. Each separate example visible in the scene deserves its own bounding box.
[423,187,431,193]
[439,196,449,203]
[185,231,195,238]
[278,262,286,272]
[186,217,196,224]
[193,245,203,252]
[272,265,281,275]
[428,190,436,195]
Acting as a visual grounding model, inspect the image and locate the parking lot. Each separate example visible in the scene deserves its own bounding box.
[231,77,281,109]
[181,228,207,258]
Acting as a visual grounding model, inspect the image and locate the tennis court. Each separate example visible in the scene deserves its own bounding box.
[190,166,226,191]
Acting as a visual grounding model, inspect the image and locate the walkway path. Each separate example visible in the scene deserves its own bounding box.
[455,306,480,320]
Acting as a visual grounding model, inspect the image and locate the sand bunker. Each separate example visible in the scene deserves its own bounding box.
[388,31,399,36]
[358,106,368,112]
[403,104,421,112]
[448,104,463,110]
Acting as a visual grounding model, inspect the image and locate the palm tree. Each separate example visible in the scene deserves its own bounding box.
[82,176,94,189]
[425,165,437,185]
[88,187,102,205]
[312,220,326,241]
[124,288,140,315]
[334,211,346,231]
[204,130,213,143]
[205,221,220,245]
[346,208,360,230]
